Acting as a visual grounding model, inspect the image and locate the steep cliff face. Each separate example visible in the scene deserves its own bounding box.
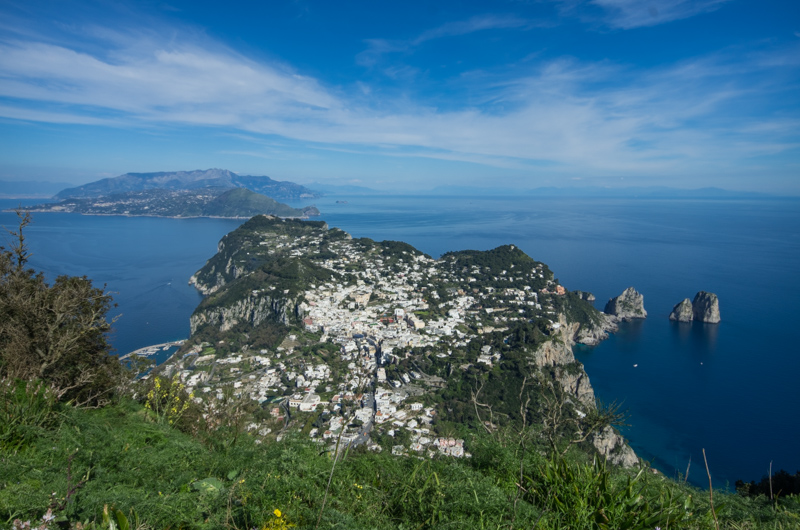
[528,317,637,466]
[531,319,595,407]
[593,426,639,468]
[190,293,303,334]
[604,287,647,320]
[692,291,721,323]
[573,313,618,346]
[669,298,694,322]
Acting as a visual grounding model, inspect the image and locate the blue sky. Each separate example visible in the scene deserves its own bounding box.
[0,0,798,192]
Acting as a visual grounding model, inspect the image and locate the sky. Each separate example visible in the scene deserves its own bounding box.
[0,0,798,193]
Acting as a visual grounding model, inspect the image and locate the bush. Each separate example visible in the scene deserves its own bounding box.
[0,211,123,405]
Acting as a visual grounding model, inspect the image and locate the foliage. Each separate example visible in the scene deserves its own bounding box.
[141,375,194,427]
[549,290,606,328]
[0,210,122,405]
[0,378,59,452]
[525,455,695,529]
[736,469,800,498]
[1,399,799,529]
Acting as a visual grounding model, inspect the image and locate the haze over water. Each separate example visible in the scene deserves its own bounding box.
[2,194,798,490]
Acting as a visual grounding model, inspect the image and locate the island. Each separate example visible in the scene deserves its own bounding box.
[669,291,721,323]
[154,216,636,467]
[54,168,320,201]
[604,286,647,321]
[23,187,320,219]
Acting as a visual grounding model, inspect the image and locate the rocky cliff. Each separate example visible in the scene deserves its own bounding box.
[573,313,618,346]
[593,426,639,468]
[532,320,596,407]
[692,291,720,323]
[669,298,694,322]
[604,287,647,321]
[540,317,638,468]
[189,293,303,335]
[669,291,720,323]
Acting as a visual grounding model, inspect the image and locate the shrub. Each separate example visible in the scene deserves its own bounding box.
[0,210,122,405]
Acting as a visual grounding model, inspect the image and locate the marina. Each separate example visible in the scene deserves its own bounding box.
[119,340,185,361]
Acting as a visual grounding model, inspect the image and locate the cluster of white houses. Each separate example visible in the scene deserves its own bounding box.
[166,224,570,458]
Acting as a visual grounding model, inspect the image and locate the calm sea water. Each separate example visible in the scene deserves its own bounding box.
[0,199,242,360]
[2,195,798,489]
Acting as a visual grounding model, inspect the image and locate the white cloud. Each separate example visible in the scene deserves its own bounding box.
[590,0,731,29]
[356,14,532,67]
[0,26,796,181]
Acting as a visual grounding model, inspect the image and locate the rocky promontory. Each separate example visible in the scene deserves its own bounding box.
[670,291,720,323]
[604,287,647,321]
[669,298,694,322]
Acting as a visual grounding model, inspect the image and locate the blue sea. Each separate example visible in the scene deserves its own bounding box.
[2,195,798,489]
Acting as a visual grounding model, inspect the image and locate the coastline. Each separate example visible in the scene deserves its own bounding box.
[9,209,319,220]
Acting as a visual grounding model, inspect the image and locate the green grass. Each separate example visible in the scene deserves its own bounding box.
[2,397,799,529]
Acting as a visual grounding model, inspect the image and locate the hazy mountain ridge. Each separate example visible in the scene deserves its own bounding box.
[426,185,777,198]
[54,168,320,200]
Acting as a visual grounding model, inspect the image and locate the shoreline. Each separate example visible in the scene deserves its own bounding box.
[8,209,320,220]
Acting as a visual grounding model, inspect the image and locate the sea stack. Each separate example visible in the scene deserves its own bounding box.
[669,291,720,323]
[692,291,721,323]
[669,298,694,322]
[604,287,647,321]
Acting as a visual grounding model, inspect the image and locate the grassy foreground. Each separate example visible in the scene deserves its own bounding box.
[2,393,799,530]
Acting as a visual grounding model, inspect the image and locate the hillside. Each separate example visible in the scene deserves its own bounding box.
[6,396,797,530]
[178,215,633,467]
[23,188,320,219]
[54,168,320,200]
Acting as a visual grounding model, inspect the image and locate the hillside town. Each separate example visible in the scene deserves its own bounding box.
[157,217,585,457]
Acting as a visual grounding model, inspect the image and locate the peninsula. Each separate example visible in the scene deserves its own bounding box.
[23,187,320,219]
[159,215,635,466]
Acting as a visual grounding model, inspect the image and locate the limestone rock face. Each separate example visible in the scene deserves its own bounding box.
[190,294,302,335]
[669,298,694,322]
[692,291,721,323]
[604,287,647,320]
[574,313,618,346]
[575,290,596,302]
[593,426,639,468]
[555,366,596,406]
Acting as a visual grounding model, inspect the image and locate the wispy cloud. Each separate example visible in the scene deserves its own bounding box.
[356,14,533,67]
[590,0,731,29]
[0,23,796,181]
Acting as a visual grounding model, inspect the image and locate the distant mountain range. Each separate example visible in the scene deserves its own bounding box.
[55,169,320,201]
[425,185,777,198]
[24,188,320,219]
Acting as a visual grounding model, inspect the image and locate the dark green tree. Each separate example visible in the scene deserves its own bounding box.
[0,210,122,405]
